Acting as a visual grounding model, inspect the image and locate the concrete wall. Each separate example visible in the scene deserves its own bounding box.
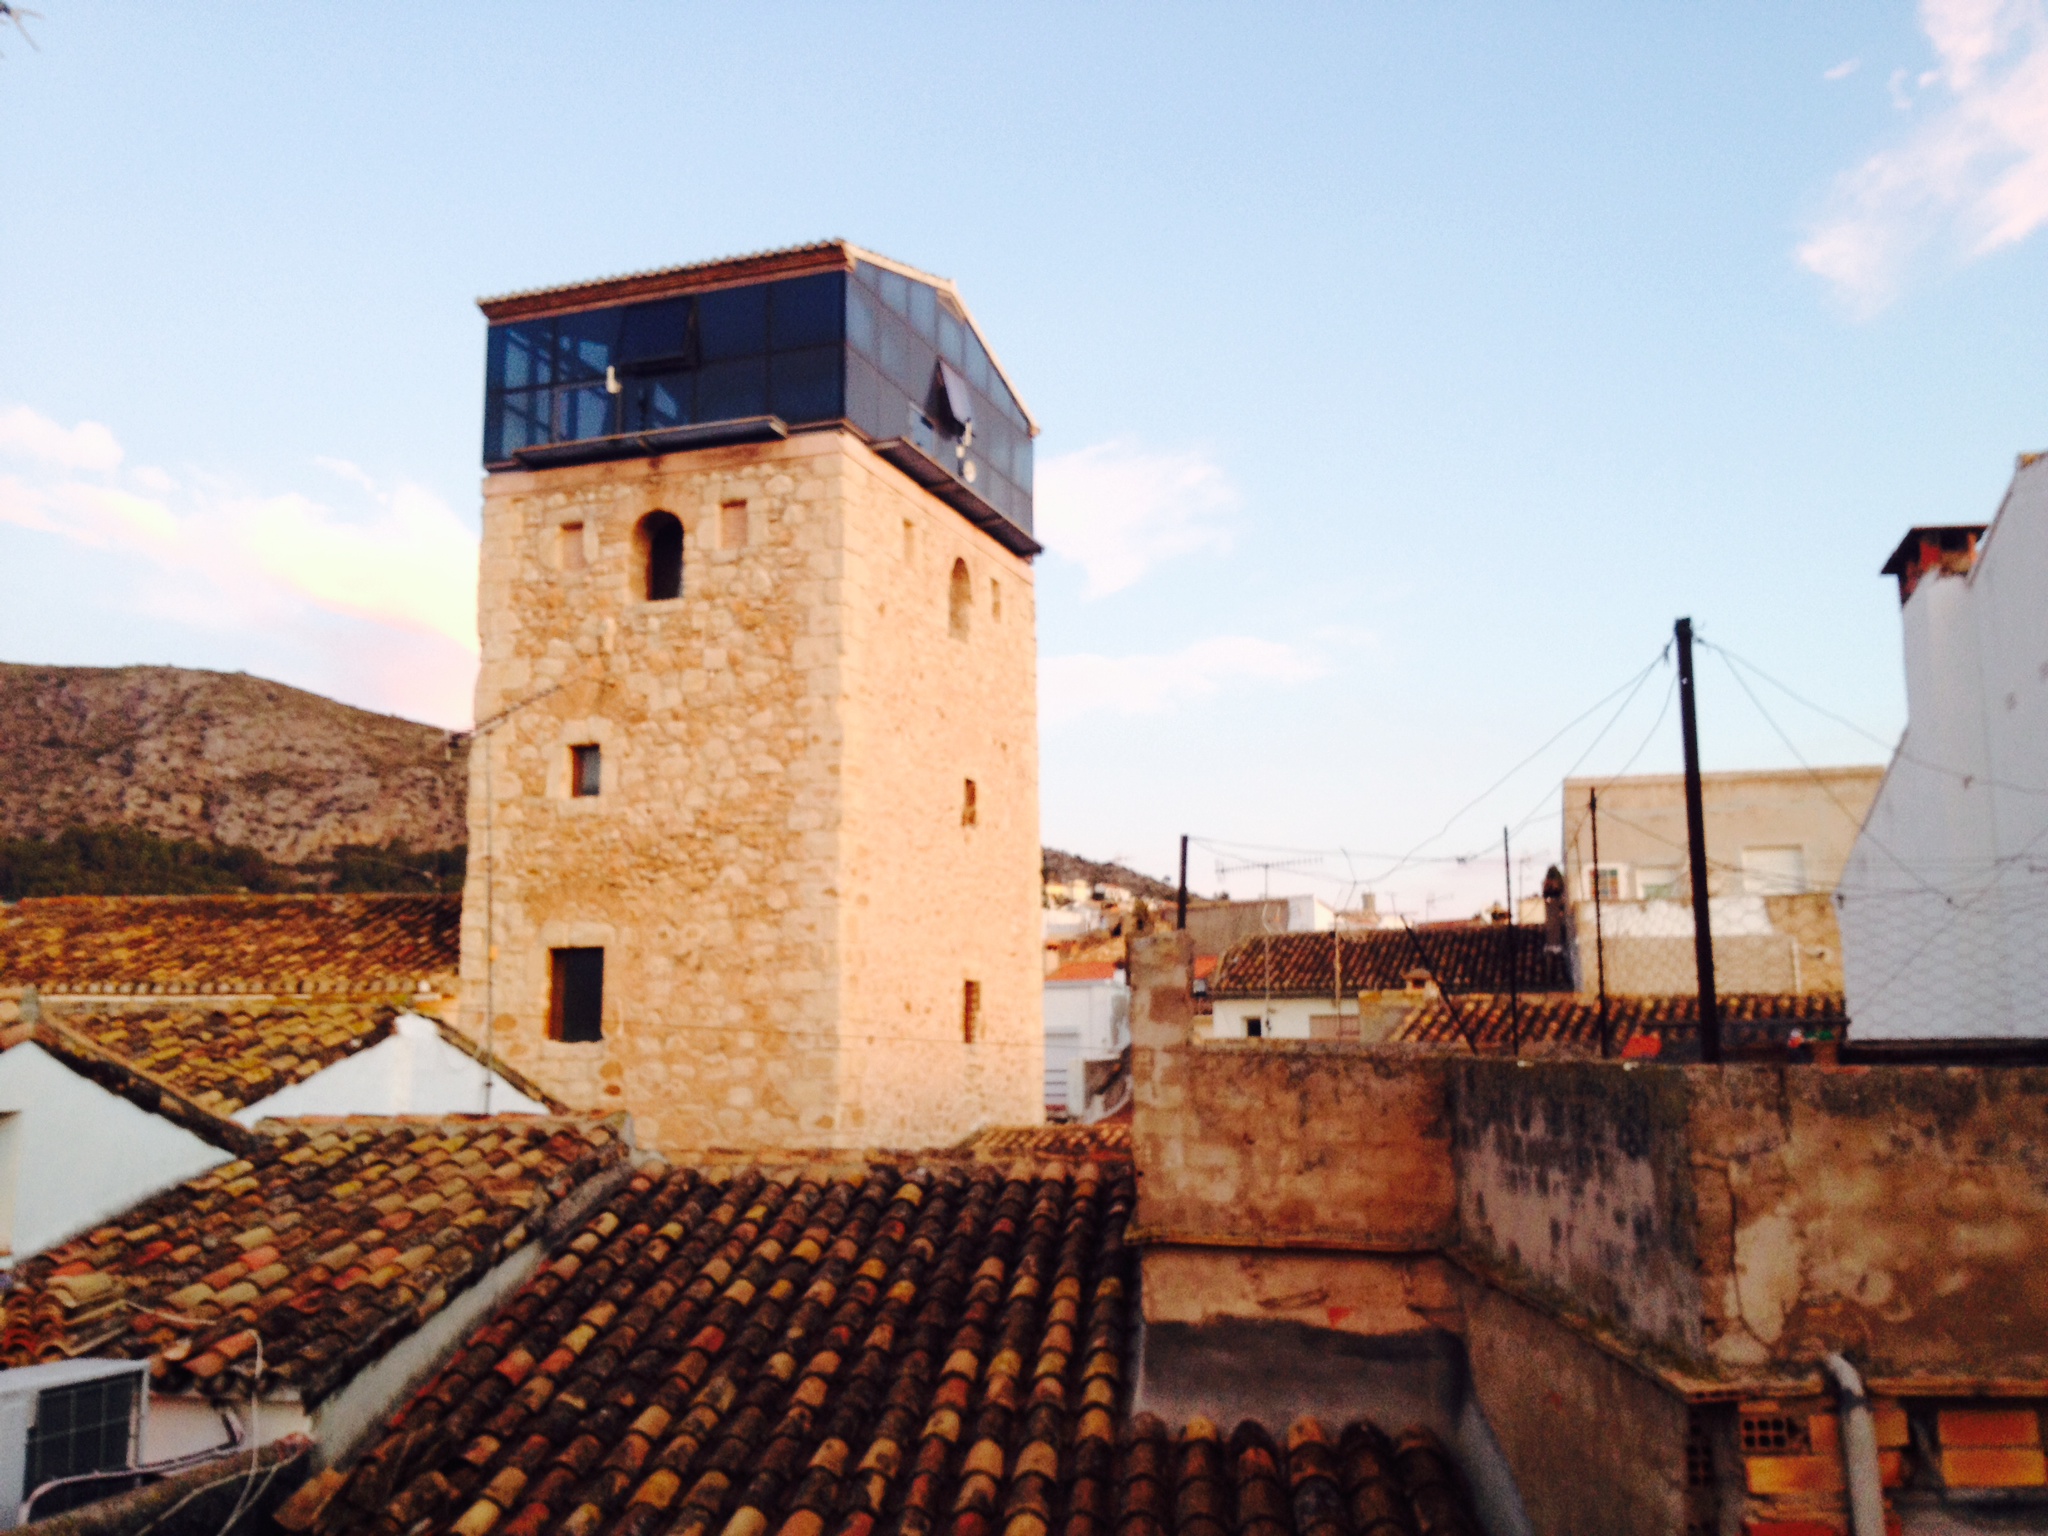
[0,1044,229,1261]
[1843,456,2048,1040]
[460,432,1041,1152]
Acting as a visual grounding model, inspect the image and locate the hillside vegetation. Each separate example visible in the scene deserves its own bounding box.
[0,663,468,865]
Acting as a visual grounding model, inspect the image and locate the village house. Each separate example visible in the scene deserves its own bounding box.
[460,241,1044,1153]
[1041,960,1129,1120]
[1841,452,2048,1042]
[1561,765,1881,997]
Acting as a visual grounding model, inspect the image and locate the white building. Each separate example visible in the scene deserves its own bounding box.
[1841,453,2048,1040]
[1042,962,1129,1117]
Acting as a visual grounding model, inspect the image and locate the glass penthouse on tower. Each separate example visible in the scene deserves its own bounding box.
[478,240,1040,555]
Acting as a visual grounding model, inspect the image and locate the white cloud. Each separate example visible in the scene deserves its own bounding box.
[0,405,123,474]
[1825,57,1863,81]
[1033,437,1236,597]
[1800,0,2048,313]
[1040,635,1324,727]
[0,405,480,725]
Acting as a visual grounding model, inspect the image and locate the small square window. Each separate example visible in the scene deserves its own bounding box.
[962,980,981,1043]
[1246,1015,1264,1039]
[571,744,601,798]
[962,779,977,827]
[549,948,605,1043]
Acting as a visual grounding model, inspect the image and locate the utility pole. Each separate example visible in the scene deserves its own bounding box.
[1590,789,1610,1059]
[1503,826,1520,1058]
[1676,617,1722,1063]
[1176,835,1189,931]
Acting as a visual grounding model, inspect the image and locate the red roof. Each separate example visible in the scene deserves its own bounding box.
[1047,962,1121,983]
[1397,991,1848,1051]
[1210,927,1572,998]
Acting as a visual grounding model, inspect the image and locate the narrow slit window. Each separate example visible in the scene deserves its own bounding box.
[549,947,605,1043]
[558,522,586,572]
[949,559,971,639]
[639,511,683,600]
[571,744,602,797]
[962,778,977,826]
[721,499,749,549]
[989,578,1001,621]
[962,979,982,1043]
[903,520,916,562]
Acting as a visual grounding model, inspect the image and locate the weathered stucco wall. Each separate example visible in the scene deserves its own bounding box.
[1452,1060,1705,1362]
[459,433,1041,1152]
[1131,934,1456,1249]
[1453,1059,2048,1386]
[1689,1063,2048,1383]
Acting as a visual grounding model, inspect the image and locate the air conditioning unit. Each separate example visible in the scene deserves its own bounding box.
[0,1358,149,1528]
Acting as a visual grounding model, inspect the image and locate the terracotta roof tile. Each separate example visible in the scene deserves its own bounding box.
[1396,991,1849,1052]
[969,1124,1132,1162]
[39,998,400,1116]
[0,1115,627,1405]
[284,1157,1482,1536]
[1046,965,1120,984]
[0,894,460,994]
[1210,929,1570,1000]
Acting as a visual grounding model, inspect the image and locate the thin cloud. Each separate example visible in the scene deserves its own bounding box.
[1800,0,2048,314]
[1033,437,1236,598]
[0,405,480,726]
[1040,635,1324,727]
[1824,58,1863,81]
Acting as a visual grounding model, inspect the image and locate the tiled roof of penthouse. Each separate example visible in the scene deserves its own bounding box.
[1396,990,1850,1052]
[278,1160,1481,1536]
[0,893,461,994]
[0,1116,626,1405]
[1209,929,1572,999]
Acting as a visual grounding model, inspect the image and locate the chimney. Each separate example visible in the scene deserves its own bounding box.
[1880,524,1986,605]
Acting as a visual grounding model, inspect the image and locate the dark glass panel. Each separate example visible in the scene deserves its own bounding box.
[696,355,768,420]
[845,353,891,441]
[554,310,618,381]
[876,314,923,394]
[625,373,692,431]
[906,402,937,456]
[876,266,911,317]
[938,309,965,367]
[847,286,878,354]
[1016,441,1032,492]
[556,384,614,441]
[495,322,554,389]
[618,298,693,363]
[493,389,546,456]
[770,346,843,423]
[907,280,937,340]
[770,273,843,349]
[697,285,768,360]
[964,332,991,392]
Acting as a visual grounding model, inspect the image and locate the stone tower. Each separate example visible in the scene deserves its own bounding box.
[457,242,1044,1151]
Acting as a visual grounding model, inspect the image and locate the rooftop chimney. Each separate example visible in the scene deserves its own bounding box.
[1880,524,1986,605]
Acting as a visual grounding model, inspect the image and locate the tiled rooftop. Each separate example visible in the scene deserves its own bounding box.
[0,893,461,994]
[40,998,400,1118]
[1397,990,1850,1052]
[0,1116,626,1406]
[1209,928,1572,999]
[969,1123,1132,1162]
[278,1159,1479,1536]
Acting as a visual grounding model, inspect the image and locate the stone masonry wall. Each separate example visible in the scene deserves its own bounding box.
[458,432,1040,1152]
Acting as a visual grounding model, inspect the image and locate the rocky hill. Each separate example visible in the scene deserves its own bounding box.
[1042,847,1178,902]
[0,664,468,865]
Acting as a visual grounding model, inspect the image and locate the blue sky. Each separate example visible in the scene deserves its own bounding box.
[3,3,2045,913]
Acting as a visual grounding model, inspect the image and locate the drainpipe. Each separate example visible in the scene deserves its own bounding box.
[1822,1353,1885,1536]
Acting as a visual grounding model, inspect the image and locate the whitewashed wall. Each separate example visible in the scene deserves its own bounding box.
[234,1013,547,1123]
[0,1045,229,1262]
[1842,456,2048,1039]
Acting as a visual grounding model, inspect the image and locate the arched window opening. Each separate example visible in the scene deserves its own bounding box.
[638,511,683,601]
[949,558,971,640]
